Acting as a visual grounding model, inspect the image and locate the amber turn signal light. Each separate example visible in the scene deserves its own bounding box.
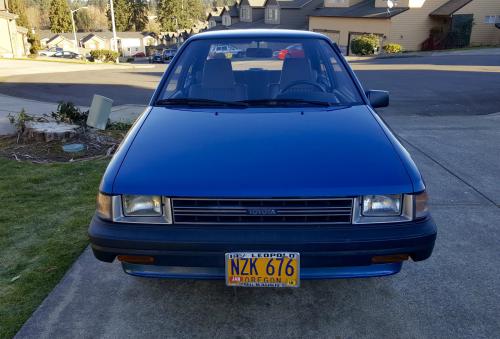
[117,255,155,264]
[372,254,409,263]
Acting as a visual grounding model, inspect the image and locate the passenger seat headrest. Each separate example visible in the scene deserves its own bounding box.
[202,58,235,88]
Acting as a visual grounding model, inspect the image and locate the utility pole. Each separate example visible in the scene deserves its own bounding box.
[70,7,87,54]
[109,0,119,63]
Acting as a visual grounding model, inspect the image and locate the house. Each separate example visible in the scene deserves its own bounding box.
[42,33,78,51]
[207,6,225,28]
[81,34,108,50]
[239,0,266,22]
[39,31,160,56]
[210,0,324,30]
[116,32,159,56]
[0,0,28,57]
[221,3,241,26]
[309,0,500,54]
[208,12,223,29]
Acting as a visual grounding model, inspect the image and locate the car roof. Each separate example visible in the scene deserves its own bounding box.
[189,29,327,41]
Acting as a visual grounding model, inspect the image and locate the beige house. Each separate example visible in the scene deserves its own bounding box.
[42,34,77,51]
[309,0,500,54]
[39,31,160,56]
[0,0,28,58]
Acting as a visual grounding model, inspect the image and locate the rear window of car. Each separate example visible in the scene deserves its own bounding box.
[157,37,363,107]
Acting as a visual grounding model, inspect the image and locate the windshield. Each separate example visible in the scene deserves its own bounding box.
[156,38,363,107]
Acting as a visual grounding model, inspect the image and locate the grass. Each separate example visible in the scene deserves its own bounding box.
[0,158,107,338]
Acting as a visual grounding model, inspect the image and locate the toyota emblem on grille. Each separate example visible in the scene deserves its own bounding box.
[247,208,277,215]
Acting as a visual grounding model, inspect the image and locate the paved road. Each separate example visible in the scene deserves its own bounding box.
[15,114,500,339]
[1,55,500,115]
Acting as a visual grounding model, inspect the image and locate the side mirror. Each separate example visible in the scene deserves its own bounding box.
[366,90,389,108]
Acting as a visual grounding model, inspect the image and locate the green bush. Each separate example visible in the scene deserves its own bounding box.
[89,49,119,63]
[383,43,403,54]
[350,34,380,56]
[27,31,41,55]
[51,102,89,125]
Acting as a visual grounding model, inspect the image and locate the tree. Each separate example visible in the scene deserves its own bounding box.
[75,8,93,32]
[107,0,132,31]
[9,0,30,28]
[86,5,109,31]
[157,0,204,31]
[145,19,161,35]
[130,0,149,31]
[27,31,41,54]
[157,0,183,32]
[49,0,72,33]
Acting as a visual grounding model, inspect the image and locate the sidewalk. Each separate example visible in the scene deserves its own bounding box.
[346,47,500,62]
[0,94,146,135]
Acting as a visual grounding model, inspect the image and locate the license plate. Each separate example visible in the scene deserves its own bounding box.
[225,252,300,288]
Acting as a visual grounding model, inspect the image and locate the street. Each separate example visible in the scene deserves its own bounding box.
[2,53,499,338]
[1,54,500,115]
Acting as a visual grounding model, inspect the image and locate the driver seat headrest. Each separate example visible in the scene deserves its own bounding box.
[280,58,314,89]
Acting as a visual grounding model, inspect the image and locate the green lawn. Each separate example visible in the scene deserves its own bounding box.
[0,158,107,339]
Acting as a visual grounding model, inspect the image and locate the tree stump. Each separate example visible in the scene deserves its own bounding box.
[24,122,80,142]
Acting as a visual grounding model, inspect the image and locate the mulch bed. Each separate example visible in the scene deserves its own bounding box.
[0,129,125,163]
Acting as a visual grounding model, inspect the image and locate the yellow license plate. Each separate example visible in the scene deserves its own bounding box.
[225,252,300,288]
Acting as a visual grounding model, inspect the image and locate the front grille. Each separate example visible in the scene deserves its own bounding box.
[171,198,353,225]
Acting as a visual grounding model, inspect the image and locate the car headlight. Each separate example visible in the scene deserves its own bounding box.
[362,194,402,216]
[353,192,428,224]
[122,195,162,216]
[95,193,172,224]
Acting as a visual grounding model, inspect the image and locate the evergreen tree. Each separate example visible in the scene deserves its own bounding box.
[107,0,132,31]
[9,0,30,28]
[157,0,183,31]
[157,0,204,31]
[49,0,72,33]
[130,0,149,31]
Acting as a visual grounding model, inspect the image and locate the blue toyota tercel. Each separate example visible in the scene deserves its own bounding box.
[89,30,436,288]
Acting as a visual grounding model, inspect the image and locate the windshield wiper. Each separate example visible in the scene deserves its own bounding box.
[155,98,248,107]
[237,99,335,107]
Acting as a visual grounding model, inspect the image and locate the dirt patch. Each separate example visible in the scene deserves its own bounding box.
[0,129,126,163]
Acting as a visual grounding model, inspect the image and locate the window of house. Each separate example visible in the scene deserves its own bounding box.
[266,7,279,22]
[241,6,250,20]
[484,15,496,24]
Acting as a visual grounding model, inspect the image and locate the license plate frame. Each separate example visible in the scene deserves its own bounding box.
[225,252,300,288]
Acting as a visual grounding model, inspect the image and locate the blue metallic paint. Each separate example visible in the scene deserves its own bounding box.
[91,30,436,280]
[109,106,414,197]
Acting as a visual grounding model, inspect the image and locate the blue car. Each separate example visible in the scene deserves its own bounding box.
[89,30,436,287]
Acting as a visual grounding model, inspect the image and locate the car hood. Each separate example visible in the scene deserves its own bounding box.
[112,106,413,197]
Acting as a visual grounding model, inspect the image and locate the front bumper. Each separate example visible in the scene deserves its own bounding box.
[88,216,436,279]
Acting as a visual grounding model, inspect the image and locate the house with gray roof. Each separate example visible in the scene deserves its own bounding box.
[309,0,500,54]
[39,30,159,56]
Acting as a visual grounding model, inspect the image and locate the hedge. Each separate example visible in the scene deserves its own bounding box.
[350,34,380,56]
[383,43,403,54]
[90,49,119,63]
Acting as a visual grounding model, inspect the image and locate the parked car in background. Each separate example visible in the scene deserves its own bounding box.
[209,44,244,59]
[133,52,146,57]
[150,53,164,64]
[89,29,437,288]
[38,47,63,57]
[52,51,83,60]
[163,49,177,61]
[277,44,305,60]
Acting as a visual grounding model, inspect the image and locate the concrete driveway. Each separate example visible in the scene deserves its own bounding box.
[14,113,500,339]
